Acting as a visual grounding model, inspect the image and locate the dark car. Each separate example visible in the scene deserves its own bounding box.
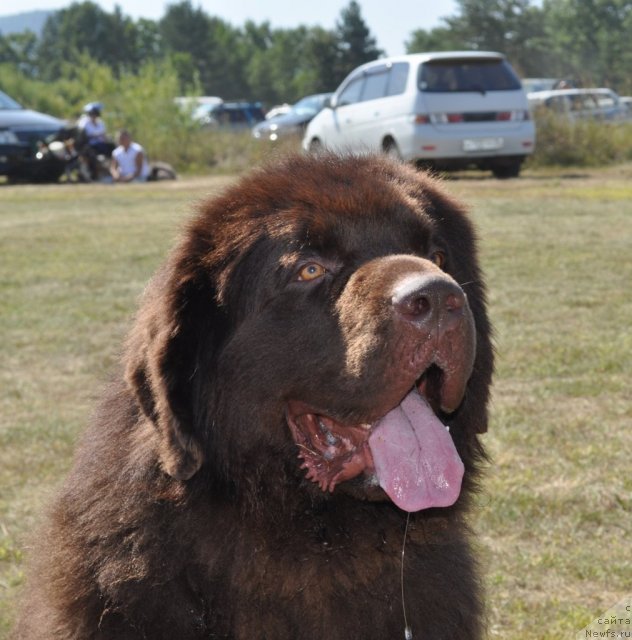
[0,89,67,182]
[252,93,332,141]
[195,101,266,130]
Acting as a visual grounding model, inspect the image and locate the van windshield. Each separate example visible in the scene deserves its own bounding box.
[419,59,521,93]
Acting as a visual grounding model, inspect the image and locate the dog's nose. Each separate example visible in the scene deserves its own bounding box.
[392,274,466,328]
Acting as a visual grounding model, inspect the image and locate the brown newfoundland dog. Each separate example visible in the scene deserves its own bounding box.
[15,154,493,639]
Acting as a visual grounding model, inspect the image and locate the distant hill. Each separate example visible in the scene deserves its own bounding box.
[0,10,56,37]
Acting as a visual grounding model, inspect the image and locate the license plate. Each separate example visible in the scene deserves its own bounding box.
[462,137,504,152]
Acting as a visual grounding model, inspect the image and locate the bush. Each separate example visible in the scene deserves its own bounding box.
[527,109,632,168]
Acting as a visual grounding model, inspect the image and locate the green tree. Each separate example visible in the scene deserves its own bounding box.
[296,27,341,95]
[543,0,632,93]
[205,18,251,98]
[242,23,342,104]
[334,1,383,80]
[36,1,143,79]
[134,18,163,62]
[245,26,321,104]
[0,31,39,76]
[405,27,465,54]
[160,1,248,98]
[440,0,550,75]
[159,1,215,91]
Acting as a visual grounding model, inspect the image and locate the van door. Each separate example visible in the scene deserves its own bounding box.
[325,75,366,152]
[351,65,391,151]
[353,62,410,154]
[325,63,410,154]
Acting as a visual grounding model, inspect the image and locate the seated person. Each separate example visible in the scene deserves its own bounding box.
[78,103,114,157]
[110,130,151,183]
[77,103,115,180]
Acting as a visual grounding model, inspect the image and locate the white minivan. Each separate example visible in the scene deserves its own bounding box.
[302,51,535,178]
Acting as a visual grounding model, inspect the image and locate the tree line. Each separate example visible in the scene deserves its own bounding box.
[1,0,381,106]
[1,0,631,108]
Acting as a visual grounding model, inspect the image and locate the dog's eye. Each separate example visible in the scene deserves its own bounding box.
[297,262,327,282]
[431,251,446,269]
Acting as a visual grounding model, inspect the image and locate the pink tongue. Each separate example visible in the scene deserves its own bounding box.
[368,390,464,512]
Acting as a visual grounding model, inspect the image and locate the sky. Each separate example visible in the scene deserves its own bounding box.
[0,0,459,57]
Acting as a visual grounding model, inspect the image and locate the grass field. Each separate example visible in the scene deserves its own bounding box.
[1,165,631,638]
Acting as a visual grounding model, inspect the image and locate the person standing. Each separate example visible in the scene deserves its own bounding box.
[110,130,151,183]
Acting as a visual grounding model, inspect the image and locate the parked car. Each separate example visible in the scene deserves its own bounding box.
[302,51,535,178]
[0,89,67,182]
[195,101,265,130]
[528,88,630,122]
[175,95,223,112]
[264,103,292,120]
[521,78,559,93]
[252,93,332,141]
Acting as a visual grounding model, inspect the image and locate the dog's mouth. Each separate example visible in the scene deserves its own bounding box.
[286,362,468,513]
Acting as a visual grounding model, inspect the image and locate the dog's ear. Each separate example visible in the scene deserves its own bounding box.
[124,256,224,480]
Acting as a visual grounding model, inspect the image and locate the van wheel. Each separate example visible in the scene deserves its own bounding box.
[309,139,323,155]
[383,139,402,161]
[492,159,522,179]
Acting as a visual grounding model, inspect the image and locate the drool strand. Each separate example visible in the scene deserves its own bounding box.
[401,511,413,639]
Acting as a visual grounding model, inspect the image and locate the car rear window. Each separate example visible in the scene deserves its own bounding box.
[418,59,522,93]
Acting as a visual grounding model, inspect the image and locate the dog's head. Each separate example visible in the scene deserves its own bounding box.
[125,154,493,512]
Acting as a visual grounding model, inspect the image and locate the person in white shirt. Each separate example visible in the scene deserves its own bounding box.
[110,130,151,183]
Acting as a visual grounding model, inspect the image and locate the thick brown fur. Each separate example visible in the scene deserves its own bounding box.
[14,154,493,639]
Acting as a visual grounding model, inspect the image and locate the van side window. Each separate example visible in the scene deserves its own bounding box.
[385,63,409,96]
[361,69,389,102]
[338,77,364,106]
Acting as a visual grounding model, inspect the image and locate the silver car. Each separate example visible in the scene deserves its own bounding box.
[527,88,630,122]
[253,93,332,141]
